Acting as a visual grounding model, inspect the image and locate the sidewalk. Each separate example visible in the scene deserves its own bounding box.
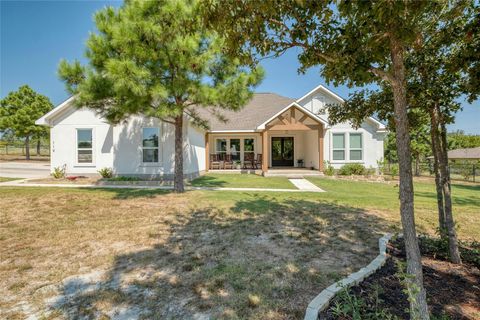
[0,178,325,193]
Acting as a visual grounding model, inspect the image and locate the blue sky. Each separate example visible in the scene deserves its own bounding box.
[1,0,479,134]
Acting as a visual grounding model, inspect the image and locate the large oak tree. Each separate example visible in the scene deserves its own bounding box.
[204,1,474,317]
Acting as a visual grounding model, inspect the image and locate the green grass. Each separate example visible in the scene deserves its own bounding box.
[190,173,296,189]
[0,177,21,183]
[306,177,480,240]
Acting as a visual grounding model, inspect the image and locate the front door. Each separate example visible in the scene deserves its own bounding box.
[271,137,294,167]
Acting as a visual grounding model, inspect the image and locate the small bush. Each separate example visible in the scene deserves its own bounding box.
[324,160,335,176]
[98,167,113,178]
[338,163,366,175]
[51,165,66,179]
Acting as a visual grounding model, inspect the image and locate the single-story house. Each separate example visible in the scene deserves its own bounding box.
[36,84,387,179]
[446,147,480,161]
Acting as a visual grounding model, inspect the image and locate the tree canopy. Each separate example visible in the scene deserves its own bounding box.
[59,0,263,192]
[0,85,52,159]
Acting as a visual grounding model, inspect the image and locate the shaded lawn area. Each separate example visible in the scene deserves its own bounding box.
[0,177,478,319]
[190,173,296,189]
[1,187,381,320]
[307,177,480,241]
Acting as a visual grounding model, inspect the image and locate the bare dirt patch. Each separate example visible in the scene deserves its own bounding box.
[0,188,389,319]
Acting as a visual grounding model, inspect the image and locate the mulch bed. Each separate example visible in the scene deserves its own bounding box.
[321,237,480,319]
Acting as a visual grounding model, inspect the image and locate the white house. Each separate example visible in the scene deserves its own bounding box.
[36,84,387,179]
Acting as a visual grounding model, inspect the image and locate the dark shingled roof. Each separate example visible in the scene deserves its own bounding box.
[197,93,295,131]
[448,147,480,159]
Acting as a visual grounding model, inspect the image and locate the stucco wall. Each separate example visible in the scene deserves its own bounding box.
[49,107,205,178]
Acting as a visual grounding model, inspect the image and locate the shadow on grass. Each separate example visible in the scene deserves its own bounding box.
[51,194,398,319]
[415,190,480,207]
[189,175,227,187]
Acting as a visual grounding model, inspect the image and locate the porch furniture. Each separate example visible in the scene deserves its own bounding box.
[243,153,255,169]
[210,154,222,170]
[253,153,263,169]
[223,154,234,169]
[297,159,304,168]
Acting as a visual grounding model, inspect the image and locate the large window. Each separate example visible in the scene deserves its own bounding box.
[215,137,255,162]
[332,133,345,160]
[215,139,227,159]
[243,138,255,161]
[142,127,159,163]
[349,133,363,160]
[77,129,93,163]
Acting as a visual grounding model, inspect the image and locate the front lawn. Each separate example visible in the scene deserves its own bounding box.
[307,177,480,240]
[190,173,296,189]
[0,178,478,319]
[0,177,21,183]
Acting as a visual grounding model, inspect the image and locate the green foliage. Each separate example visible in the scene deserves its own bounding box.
[0,85,52,139]
[447,130,480,150]
[331,286,398,320]
[98,167,113,178]
[323,160,335,176]
[338,163,366,176]
[58,0,263,128]
[51,165,66,179]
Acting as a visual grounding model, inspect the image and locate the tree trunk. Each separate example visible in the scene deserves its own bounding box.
[25,135,30,160]
[439,120,461,263]
[36,138,41,156]
[429,109,446,238]
[414,154,420,176]
[173,115,185,193]
[390,38,430,320]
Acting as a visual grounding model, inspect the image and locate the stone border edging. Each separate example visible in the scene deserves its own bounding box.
[304,233,393,320]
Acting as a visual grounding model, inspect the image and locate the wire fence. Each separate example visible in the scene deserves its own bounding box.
[0,142,50,156]
[384,161,479,183]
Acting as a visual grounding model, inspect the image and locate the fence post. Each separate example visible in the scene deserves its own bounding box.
[473,164,476,183]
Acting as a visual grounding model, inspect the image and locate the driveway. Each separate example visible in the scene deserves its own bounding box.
[0,161,50,178]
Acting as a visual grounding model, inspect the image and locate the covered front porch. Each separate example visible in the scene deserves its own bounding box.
[205,104,326,175]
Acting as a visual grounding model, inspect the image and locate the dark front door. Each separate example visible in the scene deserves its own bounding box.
[271,137,294,167]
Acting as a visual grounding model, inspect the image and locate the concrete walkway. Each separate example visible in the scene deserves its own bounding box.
[0,179,325,193]
[288,178,325,192]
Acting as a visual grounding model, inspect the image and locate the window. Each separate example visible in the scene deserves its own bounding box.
[77,129,93,163]
[142,128,159,163]
[230,139,240,161]
[332,133,345,160]
[349,133,363,160]
[243,138,255,161]
[215,139,227,159]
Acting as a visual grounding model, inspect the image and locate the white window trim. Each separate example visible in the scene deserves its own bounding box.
[75,128,95,167]
[214,136,256,163]
[331,132,346,162]
[141,127,161,165]
[349,132,364,162]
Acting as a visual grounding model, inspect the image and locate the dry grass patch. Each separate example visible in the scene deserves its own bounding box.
[0,187,384,319]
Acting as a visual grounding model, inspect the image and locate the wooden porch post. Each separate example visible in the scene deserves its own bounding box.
[318,126,324,172]
[205,132,209,172]
[262,131,268,174]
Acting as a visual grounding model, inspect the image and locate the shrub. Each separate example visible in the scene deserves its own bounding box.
[51,165,66,179]
[338,163,366,175]
[98,167,113,178]
[324,160,335,176]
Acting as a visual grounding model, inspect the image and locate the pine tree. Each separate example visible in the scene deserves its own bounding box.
[58,0,263,192]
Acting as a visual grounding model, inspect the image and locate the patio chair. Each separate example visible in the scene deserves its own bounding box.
[243,153,255,169]
[253,153,263,169]
[223,154,234,169]
[210,154,221,170]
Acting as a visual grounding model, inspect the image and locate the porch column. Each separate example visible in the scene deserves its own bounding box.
[205,132,209,172]
[262,131,268,173]
[318,126,324,172]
